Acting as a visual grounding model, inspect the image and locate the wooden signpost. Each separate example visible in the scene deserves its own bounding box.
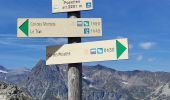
[67,11,82,100]
[17,0,129,100]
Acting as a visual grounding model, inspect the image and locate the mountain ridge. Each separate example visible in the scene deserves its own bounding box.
[1,60,170,100]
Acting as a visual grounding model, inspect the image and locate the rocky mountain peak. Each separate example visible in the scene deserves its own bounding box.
[31,59,59,73]
[0,65,7,71]
[35,59,46,67]
[1,60,170,100]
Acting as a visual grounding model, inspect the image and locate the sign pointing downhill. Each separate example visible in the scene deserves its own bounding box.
[19,19,29,36]
[116,40,127,59]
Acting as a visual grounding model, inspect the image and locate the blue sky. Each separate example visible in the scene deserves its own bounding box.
[0,0,170,71]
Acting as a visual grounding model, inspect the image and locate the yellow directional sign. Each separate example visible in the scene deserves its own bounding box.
[46,38,129,65]
[52,0,93,13]
[17,18,102,37]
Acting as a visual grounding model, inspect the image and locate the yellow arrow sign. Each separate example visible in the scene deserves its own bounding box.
[46,38,128,65]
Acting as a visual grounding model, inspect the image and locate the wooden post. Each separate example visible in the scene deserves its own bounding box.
[67,11,82,100]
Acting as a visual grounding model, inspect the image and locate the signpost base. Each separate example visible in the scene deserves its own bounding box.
[68,63,82,100]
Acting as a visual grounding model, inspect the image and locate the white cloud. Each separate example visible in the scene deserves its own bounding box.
[148,58,156,62]
[116,36,124,39]
[136,55,143,61]
[0,34,67,49]
[0,40,46,49]
[0,37,45,49]
[129,44,133,49]
[139,42,155,50]
[0,33,15,37]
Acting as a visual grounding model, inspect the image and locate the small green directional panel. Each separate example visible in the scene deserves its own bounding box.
[116,40,127,59]
[19,19,29,36]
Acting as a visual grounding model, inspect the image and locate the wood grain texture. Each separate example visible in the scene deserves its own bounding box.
[67,11,82,100]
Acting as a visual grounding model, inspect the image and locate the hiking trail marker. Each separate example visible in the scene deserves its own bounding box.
[46,38,128,65]
[17,0,129,100]
[52,0,93,13]
[17,18,102,37]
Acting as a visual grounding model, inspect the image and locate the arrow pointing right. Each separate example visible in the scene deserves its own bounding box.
[19,19,29,36]
[116,40,127,59]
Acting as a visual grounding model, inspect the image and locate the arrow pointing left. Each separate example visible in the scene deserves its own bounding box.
[19,19,29,36]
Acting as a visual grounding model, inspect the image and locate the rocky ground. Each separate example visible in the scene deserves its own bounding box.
[0,81,31,100]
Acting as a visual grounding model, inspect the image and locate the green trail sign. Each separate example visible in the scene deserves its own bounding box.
[17,18,102,38]
[46,38,129,65]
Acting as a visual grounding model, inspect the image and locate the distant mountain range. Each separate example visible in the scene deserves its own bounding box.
[1,60,170,100]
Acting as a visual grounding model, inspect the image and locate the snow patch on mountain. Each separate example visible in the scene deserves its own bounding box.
[83,76,89,80]
[161,83,170,96]
[0,70,8,74]
[122,81,129,85]
[8,68,31,75]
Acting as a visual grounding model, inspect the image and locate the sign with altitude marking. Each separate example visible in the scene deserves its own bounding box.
[17,18,102,37]
[52,0,93,13]
[46,38,129,65]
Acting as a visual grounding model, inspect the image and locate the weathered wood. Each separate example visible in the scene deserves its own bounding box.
[67,12,82,100]
[68,63,82,100]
